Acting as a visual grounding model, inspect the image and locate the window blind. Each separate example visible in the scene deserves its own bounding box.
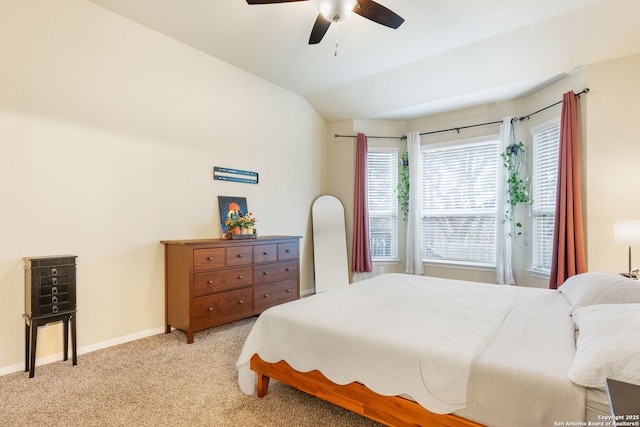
[367,150,398,260]
[421,140,499,265]
[531,120,560,273]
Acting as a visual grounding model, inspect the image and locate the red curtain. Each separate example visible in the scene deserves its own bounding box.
[352,133,373,273]
[549,91,587,289]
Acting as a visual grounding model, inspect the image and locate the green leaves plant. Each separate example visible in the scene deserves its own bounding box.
[501,142,532,239]
[397,151,410,222]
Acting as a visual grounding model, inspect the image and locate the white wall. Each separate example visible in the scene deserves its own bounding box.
[0,0,325,373]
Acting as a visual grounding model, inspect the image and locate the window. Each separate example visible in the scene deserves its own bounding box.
[421,138,499,265]
[367,149,398,260]
[531,119,560,273]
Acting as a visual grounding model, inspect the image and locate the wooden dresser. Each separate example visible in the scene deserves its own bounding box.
[160,236,301,343]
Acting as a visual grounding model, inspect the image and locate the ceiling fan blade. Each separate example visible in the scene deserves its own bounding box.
[309,13,331,44]
[246,0,307,4]
[353,0,404,29]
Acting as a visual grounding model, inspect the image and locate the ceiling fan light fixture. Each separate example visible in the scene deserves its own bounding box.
[318,0,357,22]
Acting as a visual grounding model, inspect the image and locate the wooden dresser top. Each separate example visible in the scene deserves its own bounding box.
[160,236,301,246]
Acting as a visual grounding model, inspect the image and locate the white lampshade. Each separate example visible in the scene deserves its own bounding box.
[318,0,357,22]
[614,220,640,242]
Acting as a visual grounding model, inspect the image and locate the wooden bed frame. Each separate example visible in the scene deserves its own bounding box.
[250,354,484,427]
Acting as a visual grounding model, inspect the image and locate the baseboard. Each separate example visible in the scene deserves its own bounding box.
[0,326,165,377]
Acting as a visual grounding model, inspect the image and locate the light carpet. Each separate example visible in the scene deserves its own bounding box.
[0,317,383,426]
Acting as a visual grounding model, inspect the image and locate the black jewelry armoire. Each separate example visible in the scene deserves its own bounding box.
[23,255,77,378]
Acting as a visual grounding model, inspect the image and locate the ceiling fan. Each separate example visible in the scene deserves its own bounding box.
[245,0,405,45]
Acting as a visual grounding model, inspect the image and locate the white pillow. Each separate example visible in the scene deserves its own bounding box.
[568,303,640,388]
[558,271,640,314]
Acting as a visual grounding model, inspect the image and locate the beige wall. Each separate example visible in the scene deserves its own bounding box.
[326,53,640,288]
[585,53,640,273]
[0,0,325,373]
[326,120,406,283]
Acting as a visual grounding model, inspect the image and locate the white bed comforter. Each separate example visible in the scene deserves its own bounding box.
[236,273,585,425]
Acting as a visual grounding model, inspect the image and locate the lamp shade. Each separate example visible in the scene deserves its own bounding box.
[614,220,640,243]
[318,0,356,22]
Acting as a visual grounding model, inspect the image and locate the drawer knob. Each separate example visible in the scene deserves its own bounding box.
[263,271,269,275]
[238,275,244,279]
[208,280,213,285]
[264,294,269,298]
[263,252,268,256]
[207,257,214,261]
[51,268,58,276]
[239,299,244,304]
[52,306,59,314]
[237,254,243,258]
[52,277,58,285]
[286,288,292,293]
[208,307,214,311]
[52,287,58,295]
[285,249,290,253]
[52,296,59,303]
[286,268,291,272]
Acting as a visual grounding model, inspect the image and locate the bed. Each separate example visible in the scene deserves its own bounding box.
[236,272,640,426]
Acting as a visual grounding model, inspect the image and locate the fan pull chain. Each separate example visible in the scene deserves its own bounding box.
[334,21,339,57]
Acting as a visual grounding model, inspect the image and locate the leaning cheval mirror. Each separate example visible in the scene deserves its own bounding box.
[312,195,349,293]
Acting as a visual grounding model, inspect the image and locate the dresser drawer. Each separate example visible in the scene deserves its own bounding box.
[254,260,298,285]
[254,278,298,312]
[278,242,299,260]
[254,244,277,264]
[193,288,253,329]
[226,246,253,267]
[193,248,225,270]
[193,267,253,296]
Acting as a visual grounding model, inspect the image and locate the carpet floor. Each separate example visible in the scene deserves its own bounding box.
[0,317,383,426]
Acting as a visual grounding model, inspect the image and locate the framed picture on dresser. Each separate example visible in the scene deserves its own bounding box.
[218,196,248,233]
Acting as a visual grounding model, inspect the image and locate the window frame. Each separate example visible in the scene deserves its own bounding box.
[420,135,500,268]
[366,146,400,262]
[530,118,561,276]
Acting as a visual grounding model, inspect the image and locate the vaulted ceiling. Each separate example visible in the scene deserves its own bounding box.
[86,0,640,122]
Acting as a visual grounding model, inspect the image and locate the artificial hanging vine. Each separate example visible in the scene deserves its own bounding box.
[397,151,410,222]
[501,141,532,237]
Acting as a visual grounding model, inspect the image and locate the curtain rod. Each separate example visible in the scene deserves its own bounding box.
[418,119,507,137]
[518,88,589,121]
[417,88,589,136]
[333,88,590,140]
[333,134,404,140]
